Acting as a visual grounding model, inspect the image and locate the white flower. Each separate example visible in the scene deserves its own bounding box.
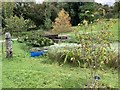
[86,10,90,13]
[78,23,81,26]
[91,15,94,17]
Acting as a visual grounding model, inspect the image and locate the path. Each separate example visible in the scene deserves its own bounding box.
[0,38,18,43]
[61,30,98,37]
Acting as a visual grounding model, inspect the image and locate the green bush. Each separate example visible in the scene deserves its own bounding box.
[106,54,119,69]
[47,42,117,68]
[17,31,54,47]
[47,43,82,65]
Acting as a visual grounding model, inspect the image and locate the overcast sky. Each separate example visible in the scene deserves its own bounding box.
[35,0,115,6]
[35,0,44,4]
[95,0,115,6]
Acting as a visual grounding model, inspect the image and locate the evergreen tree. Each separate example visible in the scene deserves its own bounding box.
[52,9,72,34]
[44,3,52,30]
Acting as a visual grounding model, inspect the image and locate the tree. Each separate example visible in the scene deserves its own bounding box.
[5,16,34,36]
[52,9,72,34]
[44,3,52,30]
[113,2,120,18]
[103,4,109,13]
[56,2,81,26]
[2,2,15,28]
[79,2,96,24]
[13,2,45,27]
[2,2,14,18]
[13,2,59,29]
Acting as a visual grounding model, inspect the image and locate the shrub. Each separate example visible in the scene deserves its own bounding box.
[47,43,82,65]
[17,31,54,47]
[106,53,119,69]
[47,42,117,68]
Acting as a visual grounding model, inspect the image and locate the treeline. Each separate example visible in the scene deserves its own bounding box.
[2,2,120,30]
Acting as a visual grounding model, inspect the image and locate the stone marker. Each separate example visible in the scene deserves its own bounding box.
[5,32,12,58]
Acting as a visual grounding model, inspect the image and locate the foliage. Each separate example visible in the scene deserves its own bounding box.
[48,19,118,67]
[13,2,58,28]
[48,19,118,88]
[2,2,14,18]
[2,2,15,28]
[2,41,118,88]
[105,12,113,20]
[75,19,117,88]
[56,2,81,26]
[17,31,54,47]
[113,2,120,18]
[79,2,95,23]
[14,2,45,27]
[47,43,81,65]
[5,16,35,36]
[44,18,52,30]
[106,53,119,69]
[52,9,72,34]
[2,2,118,30]
[43,3,53,30]
[69,19,118,42]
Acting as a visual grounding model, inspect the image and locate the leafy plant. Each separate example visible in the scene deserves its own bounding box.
[17,31,54,47]
[47,43,81,65]
[75,19,117,88]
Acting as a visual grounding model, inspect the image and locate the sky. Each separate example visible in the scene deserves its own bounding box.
[95,0,115,6]
[35,0,44,4]
[35,0,115,6]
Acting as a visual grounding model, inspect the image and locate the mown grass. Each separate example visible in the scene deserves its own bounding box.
[2,41,118,88]
[0,33,2,89]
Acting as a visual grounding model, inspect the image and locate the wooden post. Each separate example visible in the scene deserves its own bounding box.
[5,32,12,58]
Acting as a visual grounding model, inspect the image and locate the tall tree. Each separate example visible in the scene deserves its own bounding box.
[44,3,52,30]
[56,2,81,26]
[2,2,14,18]
[2,2,15,27]
[113,2,120,18]
[14,2,45,27]
[13,2,59,28]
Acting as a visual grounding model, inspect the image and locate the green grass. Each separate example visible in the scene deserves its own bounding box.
[2,41,118,88]
[0,38,2,89]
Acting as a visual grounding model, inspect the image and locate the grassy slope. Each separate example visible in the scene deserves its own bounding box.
[62,19,118,42]
[2,41,118,88]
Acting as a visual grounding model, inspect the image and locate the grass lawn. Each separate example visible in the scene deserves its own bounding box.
[2,41,118,88]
